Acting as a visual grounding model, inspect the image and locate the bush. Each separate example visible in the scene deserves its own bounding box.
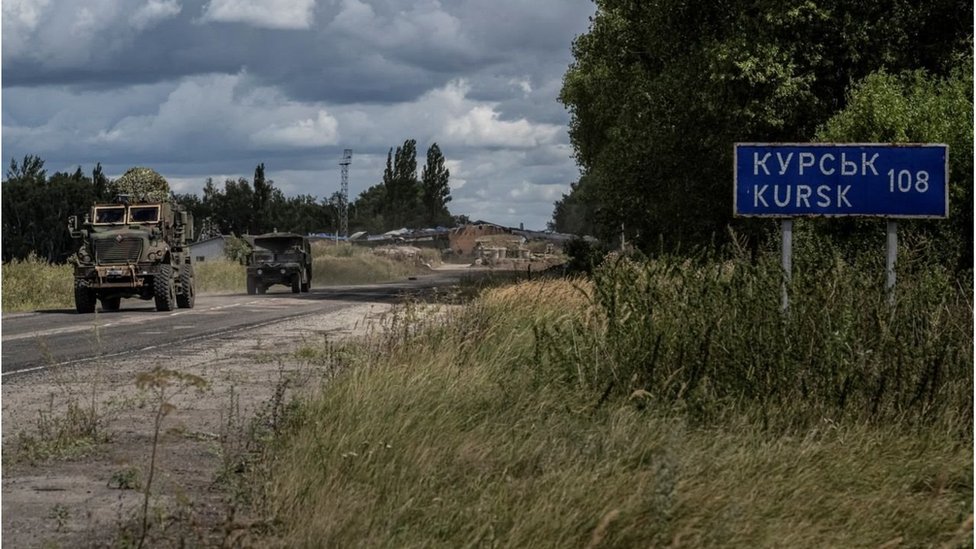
[562,236,603,274]
[535,239,973,431]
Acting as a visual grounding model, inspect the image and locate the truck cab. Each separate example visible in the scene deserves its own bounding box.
[245,233,312,294]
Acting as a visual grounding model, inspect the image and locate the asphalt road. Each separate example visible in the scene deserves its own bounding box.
[1,272,465,376]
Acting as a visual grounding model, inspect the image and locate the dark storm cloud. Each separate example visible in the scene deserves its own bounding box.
[2,0,595,230]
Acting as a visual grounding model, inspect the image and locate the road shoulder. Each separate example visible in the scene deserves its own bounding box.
[1,300,392,548]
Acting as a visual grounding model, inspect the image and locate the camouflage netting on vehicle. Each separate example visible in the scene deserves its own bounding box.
[110,167,171,202]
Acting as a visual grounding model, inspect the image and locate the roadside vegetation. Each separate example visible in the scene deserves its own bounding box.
[1,254,74,312]
[232,236,972,547]
[1,244,436,312]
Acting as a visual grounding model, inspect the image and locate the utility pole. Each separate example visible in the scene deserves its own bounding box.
[339,149,353,238]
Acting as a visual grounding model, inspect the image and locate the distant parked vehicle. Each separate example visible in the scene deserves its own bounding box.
[245,233,312,294]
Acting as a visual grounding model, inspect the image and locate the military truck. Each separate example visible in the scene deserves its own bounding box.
[245,233,312,294]
[68,197,195,313]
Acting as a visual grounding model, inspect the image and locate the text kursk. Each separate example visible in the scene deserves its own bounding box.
[753,152,879,177]
[752,184,851,208]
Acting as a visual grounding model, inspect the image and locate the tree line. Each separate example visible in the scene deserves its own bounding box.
[350,140,455,233]
[554,0,972,272]
[1,139,457,263]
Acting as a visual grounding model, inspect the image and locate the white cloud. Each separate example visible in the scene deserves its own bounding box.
[131,0,182,30]
[253,110,339,147]
[445,104,558,148]
[1,0,51,56]
[92,73,340,152]
[1,0,50,29]
[200,0,315,29]
[445,159,465,189]
[508,181,566,202]
[437,81,560,148]
[2,0,181,66]
[329,0,476,60]
[508,77,533,96]
[4,72,339,157]
[330,79,561,150]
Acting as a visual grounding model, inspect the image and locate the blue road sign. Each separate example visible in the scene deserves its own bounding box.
[734,143,948,218]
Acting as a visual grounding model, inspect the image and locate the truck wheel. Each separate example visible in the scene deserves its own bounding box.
[100,296,121,311]
[291,275,301,294]
[246,275,256,295]
[74,280,96,314]
[301,279,310,293]
[154,265,177,311]
[257,283,266,295]
[177,265,195,309]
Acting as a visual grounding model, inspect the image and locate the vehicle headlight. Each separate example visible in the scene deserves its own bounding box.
[280,268,286,274]
[257,269,263,275]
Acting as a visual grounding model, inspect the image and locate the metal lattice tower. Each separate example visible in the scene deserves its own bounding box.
[339,148,353,238]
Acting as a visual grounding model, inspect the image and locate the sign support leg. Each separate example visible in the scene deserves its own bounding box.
[886,220,897,306]
[781,218,793,314]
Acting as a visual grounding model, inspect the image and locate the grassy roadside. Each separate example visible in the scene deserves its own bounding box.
[1,245,434,312]
[243,250,972,547]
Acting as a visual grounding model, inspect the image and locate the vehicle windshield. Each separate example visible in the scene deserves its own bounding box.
[277,252,302,261]
[93,206,126,224]
[128,205,160,223]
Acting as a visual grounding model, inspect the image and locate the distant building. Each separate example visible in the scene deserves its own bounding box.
[189,235,229,263]
[449,222,513,256]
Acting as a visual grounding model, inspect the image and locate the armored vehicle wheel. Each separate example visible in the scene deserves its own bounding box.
[291,275,301,294]
[154,265,177,311]
[74,280,96,314]
[177,265,195,309]
[100,296,121,311]
[246,275,257,295]
[257,283,266,295]
[301,280,310,293]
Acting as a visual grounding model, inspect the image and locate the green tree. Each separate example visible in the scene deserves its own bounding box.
[214,177,254,236]
[383,139,421,228]
[172,192,206,240]
[2,157,100,262]
[559,0,972,252]
[252,162,273,234]
[815,56,973,271]
[350,183,387,234]
[420,143,452,226]
[92,163,110,202]
[550,174,601,235]
[7,154,47,184]
[281,194,331,235]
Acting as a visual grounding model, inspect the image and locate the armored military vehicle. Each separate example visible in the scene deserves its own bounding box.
[68,168,195,313]
[245,233,312,294]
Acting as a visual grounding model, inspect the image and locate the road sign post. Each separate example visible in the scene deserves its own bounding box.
[734,143,948,309]
[886,220,897,305]
[781,219,792,313]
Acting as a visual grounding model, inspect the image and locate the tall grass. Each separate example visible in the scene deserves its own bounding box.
[253,243,972,547]
[535,249,973,432]
[312,255,424,286]
[1,255,74,312]
[195,260,246,293]
[311,242,438,285]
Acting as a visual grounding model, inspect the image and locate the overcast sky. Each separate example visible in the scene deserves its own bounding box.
[2,0,595,230]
